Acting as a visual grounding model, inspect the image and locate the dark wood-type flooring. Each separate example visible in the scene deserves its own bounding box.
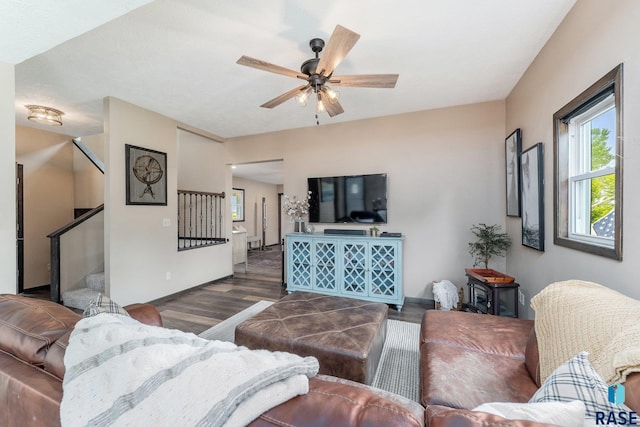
[153,245,431,335]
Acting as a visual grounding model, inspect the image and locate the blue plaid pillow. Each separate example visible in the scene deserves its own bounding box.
[529,351,630,420]
[83,294,130,318]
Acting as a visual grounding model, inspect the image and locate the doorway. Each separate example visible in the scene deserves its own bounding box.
[231,160,284,282]
[16,163,24,294]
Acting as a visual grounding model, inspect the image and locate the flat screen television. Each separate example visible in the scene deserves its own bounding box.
[307,173,387,224]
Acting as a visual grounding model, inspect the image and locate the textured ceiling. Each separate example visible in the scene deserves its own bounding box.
[0,0,152,64]
[11,0,576,139]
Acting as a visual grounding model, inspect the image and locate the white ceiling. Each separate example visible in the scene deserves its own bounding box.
[10,0,576,141]
[0,0,153,64]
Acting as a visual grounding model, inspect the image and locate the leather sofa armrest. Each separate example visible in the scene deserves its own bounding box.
[249,375,425,426]
[428,406,560,427]
[124,303,163,327]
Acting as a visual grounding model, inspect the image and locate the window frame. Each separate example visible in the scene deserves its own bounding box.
[553,64,623,260]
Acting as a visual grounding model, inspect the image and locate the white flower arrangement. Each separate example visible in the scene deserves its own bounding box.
[283,191,312,221]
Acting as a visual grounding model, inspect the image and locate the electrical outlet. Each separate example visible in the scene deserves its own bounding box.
[162,218,171,227]
[165,272,171,280]
[518,289,525,306]
[47,263,51,272]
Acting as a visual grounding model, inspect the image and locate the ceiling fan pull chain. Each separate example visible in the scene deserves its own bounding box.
[315,113,320,126]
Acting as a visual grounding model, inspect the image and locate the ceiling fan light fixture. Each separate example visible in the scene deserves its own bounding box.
[237,25,396,120]
[26,105,64,126]
[295,87,312,106]
[316,93,325,113]
[324,86,340,104]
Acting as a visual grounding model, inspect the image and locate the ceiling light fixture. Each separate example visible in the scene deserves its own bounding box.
[26,105,64,126]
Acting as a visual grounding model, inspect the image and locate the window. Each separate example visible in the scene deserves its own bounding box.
[231,188,245,222]
[553,64,623,260]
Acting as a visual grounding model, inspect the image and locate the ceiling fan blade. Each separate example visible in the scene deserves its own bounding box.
[237,55,305,80]
[316,25,361,77]
[260,85,309,109]
[319,91,344,117]
[329,74,399,88]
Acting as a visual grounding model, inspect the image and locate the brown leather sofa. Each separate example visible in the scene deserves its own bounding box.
[0,294,424,426]
[420,310,640,426]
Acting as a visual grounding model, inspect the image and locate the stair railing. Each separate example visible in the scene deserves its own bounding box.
[178,190,226,250]
[47,205,104,303]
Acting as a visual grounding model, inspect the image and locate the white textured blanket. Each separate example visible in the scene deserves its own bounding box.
[531,280,640,384]
[61,314,319,427]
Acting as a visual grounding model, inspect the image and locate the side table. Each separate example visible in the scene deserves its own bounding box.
[465,268,519,317]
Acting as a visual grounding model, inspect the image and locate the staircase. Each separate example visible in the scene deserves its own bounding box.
[47,138,105,304]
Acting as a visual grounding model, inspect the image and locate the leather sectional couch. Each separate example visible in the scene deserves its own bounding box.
[0,294,423,426]
[420,309,640,426]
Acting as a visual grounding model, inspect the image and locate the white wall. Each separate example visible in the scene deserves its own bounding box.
[231,176,280,246]
[227,101,506,299]
[506,0,640,317]
[15,125,75,289]
[104,97,232,305]
[0,62,16,294]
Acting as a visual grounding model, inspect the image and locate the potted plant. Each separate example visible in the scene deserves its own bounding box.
[283,191,312,232]
[468,223,512,270]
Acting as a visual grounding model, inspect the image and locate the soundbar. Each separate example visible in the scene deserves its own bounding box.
[324,229,367,236]
[380,232,402,237]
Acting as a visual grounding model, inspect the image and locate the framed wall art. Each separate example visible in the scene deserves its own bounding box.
[231,188,245,222]
[521,142,544,251]
[505,128,522,217]
[125,144,167,206]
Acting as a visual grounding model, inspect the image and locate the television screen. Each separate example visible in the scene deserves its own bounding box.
[307,173,387,224]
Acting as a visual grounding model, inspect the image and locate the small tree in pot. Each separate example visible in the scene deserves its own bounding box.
[468,223,512,269]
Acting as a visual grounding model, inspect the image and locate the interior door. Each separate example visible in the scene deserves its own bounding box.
[16,164,24,294]
[278,193,283,247]
[261,197,266,250]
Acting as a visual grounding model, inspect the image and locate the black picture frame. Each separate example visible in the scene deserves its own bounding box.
[231,188,245,222]
[521,142,544,251]
[125,144,167,206]
[505,129,522,217]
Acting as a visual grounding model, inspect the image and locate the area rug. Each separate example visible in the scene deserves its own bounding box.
[198,300,273,342]
[198,300,421,402]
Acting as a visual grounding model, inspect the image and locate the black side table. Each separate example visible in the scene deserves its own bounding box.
[465,269,519,318]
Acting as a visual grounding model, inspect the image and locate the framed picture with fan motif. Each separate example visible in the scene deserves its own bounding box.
[125,144,167,206]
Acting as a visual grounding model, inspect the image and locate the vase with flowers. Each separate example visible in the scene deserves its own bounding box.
[283,191,312,233]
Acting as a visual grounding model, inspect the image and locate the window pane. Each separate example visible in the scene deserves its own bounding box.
[591,173,615,238]
[589,107,616,172]
[571,174,615,238]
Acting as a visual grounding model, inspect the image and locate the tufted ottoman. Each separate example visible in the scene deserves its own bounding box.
[235,291,388,385]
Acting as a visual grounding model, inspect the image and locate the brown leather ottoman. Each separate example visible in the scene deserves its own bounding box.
[235,291,388,385]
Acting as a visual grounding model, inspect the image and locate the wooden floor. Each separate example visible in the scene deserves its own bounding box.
[153,246,431,335]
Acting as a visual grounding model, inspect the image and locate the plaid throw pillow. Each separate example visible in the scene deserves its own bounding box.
[83,294,130,318]
[529,351,629,419]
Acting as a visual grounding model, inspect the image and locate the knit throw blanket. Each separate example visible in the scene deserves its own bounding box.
[531,280,640,384]
[61,314,319,427]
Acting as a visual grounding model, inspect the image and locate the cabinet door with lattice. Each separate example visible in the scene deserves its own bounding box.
[288,238,312,290]
[341,241,368,297]
[312,239,339,293]
[369,242,400,300]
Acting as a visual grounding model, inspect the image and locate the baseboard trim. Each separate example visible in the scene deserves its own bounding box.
[21,284,51,293]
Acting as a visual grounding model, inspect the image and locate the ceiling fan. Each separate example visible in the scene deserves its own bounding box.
[236,25,399,118]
